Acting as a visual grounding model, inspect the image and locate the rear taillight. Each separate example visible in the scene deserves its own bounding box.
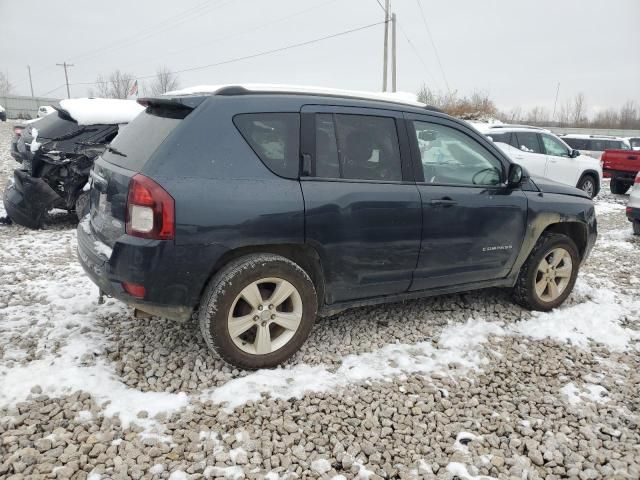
[635,174,640,185]
[126,174,175,240]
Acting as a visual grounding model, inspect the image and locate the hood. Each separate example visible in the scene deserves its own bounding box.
[529,175,590,199]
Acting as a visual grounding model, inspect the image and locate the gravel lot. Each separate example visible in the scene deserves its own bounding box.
[0,119,638,480]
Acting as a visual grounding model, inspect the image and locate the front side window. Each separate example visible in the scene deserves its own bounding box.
[413,121,503,186]
[514,132,543,154]
[541,134,571,157]
[234,113,300,179]
[314,114,402,181]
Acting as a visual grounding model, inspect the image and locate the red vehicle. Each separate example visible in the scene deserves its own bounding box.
[602,148,640,194]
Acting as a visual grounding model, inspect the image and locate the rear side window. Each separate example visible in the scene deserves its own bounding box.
[563,138,586,150]
[234,113,300,179]
[514,132,543,154]
[104,110,182,170]
[313,114,402,181]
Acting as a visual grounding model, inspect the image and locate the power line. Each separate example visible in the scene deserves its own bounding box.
[66,21,385,87]
[414,0,450,92]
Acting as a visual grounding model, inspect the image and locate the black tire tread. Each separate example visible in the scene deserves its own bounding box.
[198,253,317,369]
[576,173,597,198]
[512,232,579,311]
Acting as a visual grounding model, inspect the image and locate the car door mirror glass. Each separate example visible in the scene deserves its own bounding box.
[570,149,580,158]
[507,163,524,187]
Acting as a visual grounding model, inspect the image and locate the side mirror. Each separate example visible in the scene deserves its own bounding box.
[570,149,580,158]
[507,163,525,187]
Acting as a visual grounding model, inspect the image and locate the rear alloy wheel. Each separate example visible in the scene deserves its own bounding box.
[577,175,596,198]
[199,254,317,369]
[512,233,579,311]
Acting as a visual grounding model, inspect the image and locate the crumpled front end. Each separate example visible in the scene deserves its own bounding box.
[2,170,62,229]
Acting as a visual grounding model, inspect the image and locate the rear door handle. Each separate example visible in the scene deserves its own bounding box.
[628,155,638,160]
[430,198,457,207]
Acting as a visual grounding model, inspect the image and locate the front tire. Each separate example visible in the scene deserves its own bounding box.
[633,220,640,236]
[610,179,629,195]
[198,254,318,369]
[512,233,580,311]
[577,174,597,198]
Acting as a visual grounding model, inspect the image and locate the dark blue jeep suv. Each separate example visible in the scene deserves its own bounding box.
[77,85,597,369]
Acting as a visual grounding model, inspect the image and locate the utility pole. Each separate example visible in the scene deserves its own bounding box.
[391,13,397,92]
[56,62,74,99]
[552,82,560,123]
[27,65,34,97]
[382,0,389,91]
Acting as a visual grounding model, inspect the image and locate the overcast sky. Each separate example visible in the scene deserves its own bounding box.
[1,0,638,115]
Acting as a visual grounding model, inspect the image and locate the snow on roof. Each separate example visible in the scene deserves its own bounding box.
[164,83,427,107]
[58,98,144,126]
[561,133,628,141]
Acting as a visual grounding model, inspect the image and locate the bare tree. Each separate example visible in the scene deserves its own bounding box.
[571,93,587,126]
[0,71,12,96]
[619,100,639,129]
[148,66,180,95]
[525,106,550,125]
[591,108,619,129]
[91,70,136,99]
[416,84,497,120]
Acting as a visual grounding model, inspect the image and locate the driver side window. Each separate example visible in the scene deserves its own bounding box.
[413,121,503,186]
[541,134,570,157]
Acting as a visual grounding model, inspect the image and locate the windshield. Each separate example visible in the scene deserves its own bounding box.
[102,109,183,170]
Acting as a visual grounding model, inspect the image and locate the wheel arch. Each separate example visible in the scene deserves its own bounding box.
[541,222,588,259]
[576,170,600,196]
[200,243,326,309]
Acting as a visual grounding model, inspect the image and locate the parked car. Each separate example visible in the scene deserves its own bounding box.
[560,134,631,160]
[627,172,640,235]
[77,84,597,369]
[627,137,640,151]
[603,147,640,194]
[3,98,143,228]
[478,125,602,198]
[37,105,56,118]
[0,104,6,122]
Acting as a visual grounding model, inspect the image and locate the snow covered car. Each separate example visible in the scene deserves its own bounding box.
[477,125,602,198]
[3,98,144,228]
[0,104,6,122]
[38,105,56,118]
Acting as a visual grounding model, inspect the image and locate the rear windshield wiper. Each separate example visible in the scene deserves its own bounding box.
[75,141,127,157]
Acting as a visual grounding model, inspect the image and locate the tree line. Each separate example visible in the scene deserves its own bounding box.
[417,84,640,130]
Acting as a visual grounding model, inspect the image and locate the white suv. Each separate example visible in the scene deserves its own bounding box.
[560,134,631,160]
[476,125,602,198]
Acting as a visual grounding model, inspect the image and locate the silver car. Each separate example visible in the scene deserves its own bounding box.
[628,172,640,235]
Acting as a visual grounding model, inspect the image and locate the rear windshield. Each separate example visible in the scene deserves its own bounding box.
[29,111,80,140]
[103,109,182,170]
[27,112,117,151]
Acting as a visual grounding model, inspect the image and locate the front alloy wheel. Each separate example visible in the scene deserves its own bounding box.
[534,248,573,302]
[578,177,595,198]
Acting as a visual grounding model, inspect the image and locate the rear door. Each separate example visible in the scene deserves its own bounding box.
[299,105,421,304]
[540,133,579,186]
[511,131,548,177]
[406,115,527,290]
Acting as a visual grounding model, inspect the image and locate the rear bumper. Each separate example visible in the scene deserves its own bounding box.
[76,221,221,321]
[604,169,638,182]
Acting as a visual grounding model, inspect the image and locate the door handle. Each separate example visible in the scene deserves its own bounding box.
[628,155,637,160]
[430,198,457,207]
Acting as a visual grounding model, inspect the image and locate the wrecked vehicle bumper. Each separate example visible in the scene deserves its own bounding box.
[2,170,61,229]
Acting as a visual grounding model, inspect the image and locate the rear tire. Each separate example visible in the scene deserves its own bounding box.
[512,232,580,311]
[198,254,318,369]
[610,179,629,195]
[633,220,640,236]
[576,174,597,198]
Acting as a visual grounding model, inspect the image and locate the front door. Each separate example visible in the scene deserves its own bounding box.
[406,115,528,290]
[300,106,422,304]
[511,131,548,178]
[540,132,579,186]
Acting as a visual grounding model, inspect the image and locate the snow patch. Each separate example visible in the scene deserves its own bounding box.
[203,465,245,479]
[561,382,609,405]
[446,461,497,479]
[311,458,332,475]
[149,464,165,475]
[168,471,188,480]
[204,318,504,408]
[59,98,144,125]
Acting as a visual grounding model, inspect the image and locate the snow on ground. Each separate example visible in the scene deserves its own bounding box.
[0,118,638,479]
